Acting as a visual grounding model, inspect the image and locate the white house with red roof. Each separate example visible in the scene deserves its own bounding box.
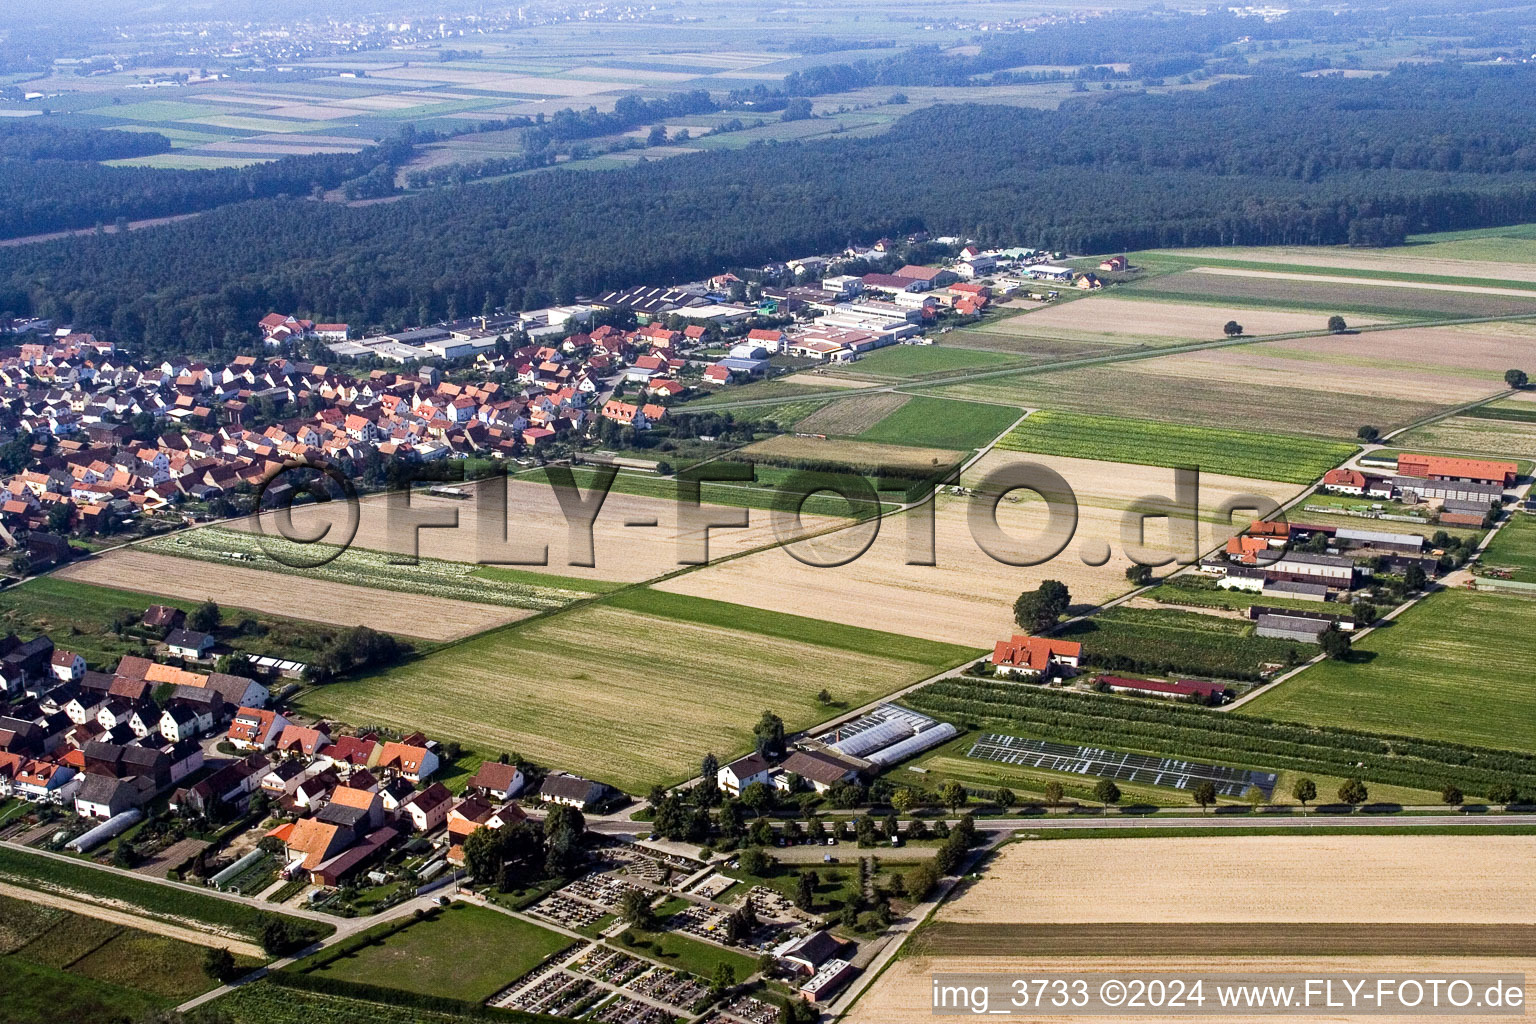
[990,635,1082,679]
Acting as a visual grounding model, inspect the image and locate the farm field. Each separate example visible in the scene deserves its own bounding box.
[926,363,1441,438]
[831,344,1024,378]
[856,396,1022,451]
[1141,229,1536,281]
[205,982,531,1024]
[1478,511,1536,583]
[737,433,962,474]
[1057,605,1312,681]
[148,526,593,611]
[300,905,569,1001]
[221,478,840,584]
[996,410,1356,484]
[656,450,1303,646]
[54,548,524,642]
[1239,589,1536,754]
[1124,321,1536,404]
[296,596,971,792]
[514,464,888,519]
[0,892,232,1022]
[1125,267,1536,318]
[1391,414,1536,458]
[946,835,1536,924]
[853,955,1536,1024]
[791,393,913,436]
[977,295,1383,345]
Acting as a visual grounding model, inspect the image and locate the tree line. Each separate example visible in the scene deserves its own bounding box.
[8,65,1536,351]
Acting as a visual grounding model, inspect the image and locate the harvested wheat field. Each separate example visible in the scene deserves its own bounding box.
[297,603,941,791]
[54,548,524,641]
[984,296,1384,343]
[1124,323,1536,403]
[850,956,1536,1024]
[656,450,1300,646]
[228,477,832,584]
[1194,266,1536,300]
[778,372,871,389]
[941,835,1536,925]
[1149,244,1536,283]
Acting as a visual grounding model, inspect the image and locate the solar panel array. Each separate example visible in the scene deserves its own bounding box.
[967,734,1277,798]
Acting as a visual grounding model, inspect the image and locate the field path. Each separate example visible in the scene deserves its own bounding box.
[0,880,264,957]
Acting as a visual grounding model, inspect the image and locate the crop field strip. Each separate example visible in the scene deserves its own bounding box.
[966,734,1277,798]
[903,682,1536,797]
[911,923,1536,958]
[996,410,1357,485]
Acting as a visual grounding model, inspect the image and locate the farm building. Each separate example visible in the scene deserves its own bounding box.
[1247,605,1356,631]
[1334,527,1424,556]
[1263,580,1329,602]
[778,750,861,794]
[1321,468,1367,495]
[1254,613,1331,644]
[1394,477,1505,504]
[1260,552,1359,591]
[816,704,958,768]
[990,635,1082,678]
[1397,455,1517,488]
[1217,566,1265,592]
[1096,676,1231,703]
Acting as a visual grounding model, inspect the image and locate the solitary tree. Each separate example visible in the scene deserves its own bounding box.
[203,946,238,983]
[1192,780,1217,813]
[1246,785,1269,812]
[1328,315,1348,333]
[1338,777,1370,807]
[816,688,833,706]
[1488,782,1519,806]
[1441,784,1464,807]
[1506,369,1529,389]
[740,781,771,817]
[1404,564,1428,592]
[1223,320,1244,337]
[1319,625,1351,660]
[1124,563,1153,586]
[1292,777,1317,811]
[994,787,1016,810]
[1043,781,1065,808]
[188,599,221,633]
[620,888,657,931]
[1013,580,1071,633]
[890,788,916,815]
[1357,425,1380,443]
[1093,778,1121,806]
[939,781,969,814]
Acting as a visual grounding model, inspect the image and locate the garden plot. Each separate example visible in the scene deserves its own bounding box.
[658,450,1303,646]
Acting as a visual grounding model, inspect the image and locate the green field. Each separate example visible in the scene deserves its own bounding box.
[835,345,1023,378]
[1391,414,1536,459]
[516,464,889,519]
[301,905,568,1001]
[1239,589,1536,754]
[858,396,1021,451]
[996,410,1356,484]
[926,363,1442,439]
[298,590,975,792]
[1479,512,1536,583]
[615,923,754,980]
[1123,267,1536,319]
